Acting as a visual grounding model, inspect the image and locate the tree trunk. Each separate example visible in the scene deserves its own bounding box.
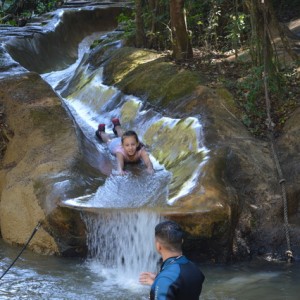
[244,0,265,66]
[147,0,170,50]
[245,0,298,67]
[169,0,193,60]
[264,0,298,62]
[135,0,146,48]
[147,0,159,48]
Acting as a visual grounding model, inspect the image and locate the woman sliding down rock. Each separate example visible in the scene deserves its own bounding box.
[96,118,154,176]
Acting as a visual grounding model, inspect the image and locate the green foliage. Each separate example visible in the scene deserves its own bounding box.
[117,12,136,40]
[275,66,300,126]
[115,0,252,53]
[225,12,248,51]
[36,0,59,15]
[235,64,289,135]
[205,1,221,48]
[143,1,171,50]
[185,0,210,46]
[0,0,61,25]
[184,0,251,52]
[237,66,264,115]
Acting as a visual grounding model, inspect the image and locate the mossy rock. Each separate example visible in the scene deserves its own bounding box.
[143,118,200,167]
[216,87,241,117]
[103,47,160,85]
[103,47,205,107]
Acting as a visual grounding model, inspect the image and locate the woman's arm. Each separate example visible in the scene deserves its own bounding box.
[116,152,126,175]
[140,149,154,174]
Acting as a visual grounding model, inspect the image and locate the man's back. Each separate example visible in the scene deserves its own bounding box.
[150,255,205,300]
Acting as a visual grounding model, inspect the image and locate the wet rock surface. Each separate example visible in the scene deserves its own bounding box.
[95,41,300,262]
[0,4,129,256]
[0,72,86,255]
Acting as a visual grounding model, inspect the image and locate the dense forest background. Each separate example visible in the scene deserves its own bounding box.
[1,0,299,137]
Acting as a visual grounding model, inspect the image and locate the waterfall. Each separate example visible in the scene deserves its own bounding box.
[42,32,207,208]
[40,31,207,288]
[82,209,162,286]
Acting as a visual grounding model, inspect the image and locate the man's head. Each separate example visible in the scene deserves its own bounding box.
[154,220,184,253]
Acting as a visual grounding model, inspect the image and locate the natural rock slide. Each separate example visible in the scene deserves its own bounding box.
[0,3,299,262]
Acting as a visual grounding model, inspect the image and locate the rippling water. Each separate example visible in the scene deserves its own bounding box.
[1,238,299,299]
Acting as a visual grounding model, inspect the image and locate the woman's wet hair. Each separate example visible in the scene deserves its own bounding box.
[121,130,145,151]
[155,221,184,252]
[121,130,139,143]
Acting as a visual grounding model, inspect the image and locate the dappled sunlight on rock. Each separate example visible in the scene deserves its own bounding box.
[144,117,204,167]
[120,98,142,125]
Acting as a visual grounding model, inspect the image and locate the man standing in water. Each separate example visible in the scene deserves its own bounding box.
[139,220,205,299]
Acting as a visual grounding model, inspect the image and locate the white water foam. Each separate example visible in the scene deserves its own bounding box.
[82,210,162,290]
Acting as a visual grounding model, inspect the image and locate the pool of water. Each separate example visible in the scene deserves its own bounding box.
[1,239,299,300]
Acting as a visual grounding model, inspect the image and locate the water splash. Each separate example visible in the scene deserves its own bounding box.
[93,171,170,208]
[82,209,162,288]
[62,164,171,209]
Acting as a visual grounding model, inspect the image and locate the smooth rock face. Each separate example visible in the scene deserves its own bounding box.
[0,73,86,255]
[0,5,128,257]
[4,7,125,73]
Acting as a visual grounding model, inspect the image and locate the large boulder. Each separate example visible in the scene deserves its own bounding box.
[0,73,86,255]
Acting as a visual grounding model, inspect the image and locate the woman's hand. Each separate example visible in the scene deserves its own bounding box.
[117,169,127,176]
[146,167,154,175]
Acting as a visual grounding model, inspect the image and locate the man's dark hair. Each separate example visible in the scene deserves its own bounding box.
[155,220,184,252]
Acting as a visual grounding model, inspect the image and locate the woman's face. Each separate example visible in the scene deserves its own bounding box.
[122,136,139,156]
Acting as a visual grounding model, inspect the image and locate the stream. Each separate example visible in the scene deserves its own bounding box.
[1,238,300,299]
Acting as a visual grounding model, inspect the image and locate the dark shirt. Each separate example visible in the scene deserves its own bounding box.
[150,255,205,300]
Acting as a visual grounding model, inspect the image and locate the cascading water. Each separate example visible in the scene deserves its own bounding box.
[82,210,161,287]
[41,31,206,288]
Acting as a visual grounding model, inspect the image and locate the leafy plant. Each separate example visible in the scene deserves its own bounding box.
[117,12,136,40]
[205,1,221,49]
[185,0,209,46]
[225,12,248,53]
[235,62,291,135]
[0,0,61,25]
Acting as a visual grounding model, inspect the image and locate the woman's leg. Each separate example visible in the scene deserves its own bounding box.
[96,124,111,143]
[112,118,123,137]
[108,137,122,154]
[115,125,123,137]
[99,131,111,143]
